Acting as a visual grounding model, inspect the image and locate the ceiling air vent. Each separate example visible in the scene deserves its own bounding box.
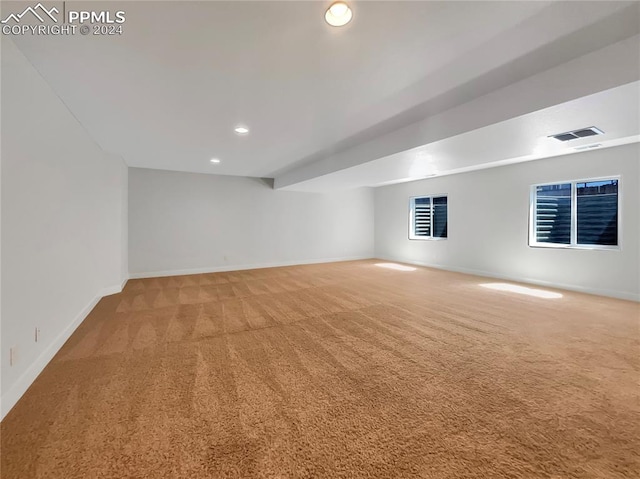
[549,126,604,142]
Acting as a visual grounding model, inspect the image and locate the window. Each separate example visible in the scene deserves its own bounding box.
[530,178,619,249]
[409,195,447,240]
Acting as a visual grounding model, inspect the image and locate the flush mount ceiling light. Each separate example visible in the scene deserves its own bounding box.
[234,126,249,135]
[325,2,352,27]
[210,158,221,164]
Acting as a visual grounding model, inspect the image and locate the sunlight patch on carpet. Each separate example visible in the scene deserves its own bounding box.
[480,283,563,299]
[375,263,417,272]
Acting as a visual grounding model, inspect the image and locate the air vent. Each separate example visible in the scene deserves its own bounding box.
[554,133,579,142]
[549,126,604,142]
[573,128,602,137]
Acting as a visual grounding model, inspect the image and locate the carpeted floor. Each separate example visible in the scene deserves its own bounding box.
[1,260,638,478]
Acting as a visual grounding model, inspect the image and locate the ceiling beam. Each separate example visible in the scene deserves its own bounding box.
[275,30,639,190]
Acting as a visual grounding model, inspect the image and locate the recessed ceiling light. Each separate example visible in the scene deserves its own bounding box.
[234,126,249,135]
[325,2,352,27]
[210,158,221,164]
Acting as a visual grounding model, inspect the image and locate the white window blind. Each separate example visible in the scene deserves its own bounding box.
[410,196,447,240]
[530,178,619,249]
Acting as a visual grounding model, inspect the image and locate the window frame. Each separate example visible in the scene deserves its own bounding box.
[528,176,621,251]
[409,194,448,241]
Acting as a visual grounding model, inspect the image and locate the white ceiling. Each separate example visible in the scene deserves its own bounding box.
[6,1,640,187]
[283,82,640,191]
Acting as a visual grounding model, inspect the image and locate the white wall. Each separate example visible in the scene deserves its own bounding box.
[375,143,640,300]
[128,168,374,277]
[1,39,129,418]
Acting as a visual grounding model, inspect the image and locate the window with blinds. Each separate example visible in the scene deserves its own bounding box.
[530,178,618,249]
[410,195,447,240]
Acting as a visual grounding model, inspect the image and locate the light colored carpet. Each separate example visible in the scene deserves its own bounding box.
[1,260,638,478]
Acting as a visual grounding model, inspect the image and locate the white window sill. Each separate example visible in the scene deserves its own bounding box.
[528,243,620,251]
[409,237,448,241]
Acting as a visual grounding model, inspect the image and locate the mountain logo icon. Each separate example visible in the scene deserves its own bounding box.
[1,3,59,23]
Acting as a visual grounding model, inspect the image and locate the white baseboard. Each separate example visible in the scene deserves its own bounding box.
[101,276,129,296]
[128,256,374,279]
[0,280,127,421]
[375,255,640,302]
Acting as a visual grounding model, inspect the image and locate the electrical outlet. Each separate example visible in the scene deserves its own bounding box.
[35,327,41,342]
[10,347,16,366]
